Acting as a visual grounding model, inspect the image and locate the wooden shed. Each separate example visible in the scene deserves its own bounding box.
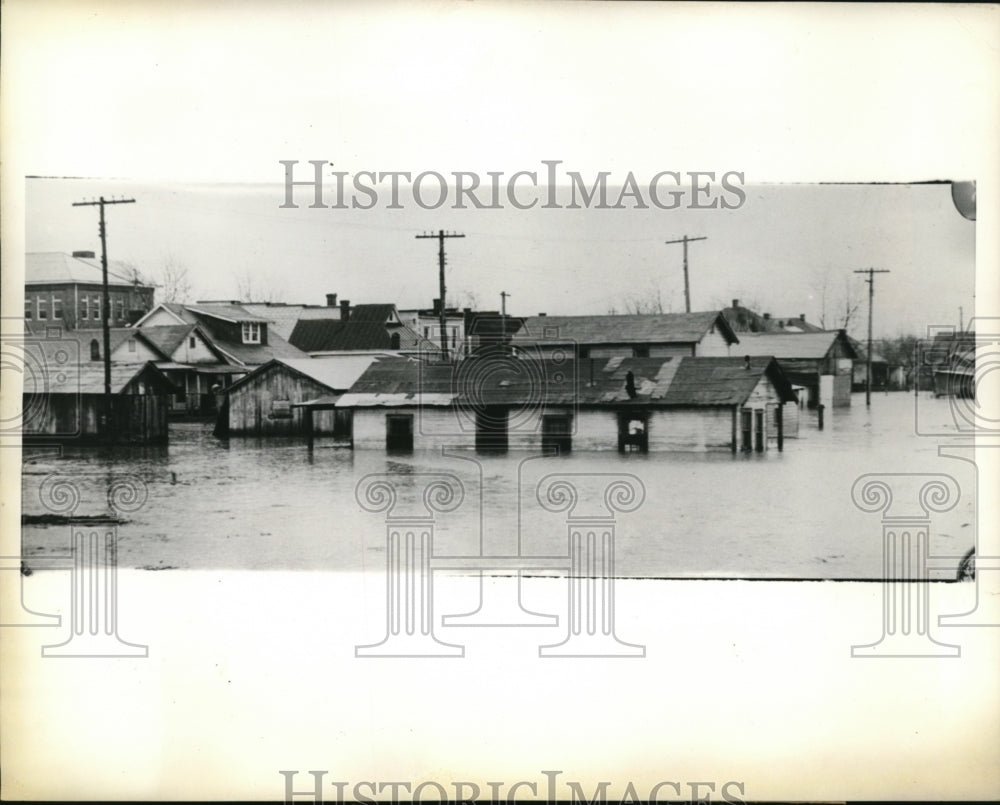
[220,356,376,437]
[337,353,796,454]
[21,354,174,444]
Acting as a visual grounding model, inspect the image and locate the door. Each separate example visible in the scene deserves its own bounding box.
[754,409,764,452]
[475,406,508,452]
[386,414,414,452]
[618,411,649,453]
[541,413,572,455]
[740,408,752,452]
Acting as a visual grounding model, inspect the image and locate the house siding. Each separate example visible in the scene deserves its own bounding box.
[228,367,339,435]
[170,331,220,364]
[693,326,732,357]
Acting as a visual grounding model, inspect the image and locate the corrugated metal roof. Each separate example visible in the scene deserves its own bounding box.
[734,331,857,360]
[25,252,153,288]
[511,311,738,346]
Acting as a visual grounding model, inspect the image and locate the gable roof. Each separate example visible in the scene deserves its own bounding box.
[23,323,171,360]
[25,252,154,289]
[733,330,858,361]
[22,344,175,394]
[512,311,739,346]
[337,354,795,408]
[238,303,342,339]
[289,317,434,353]
[225,355,379,395]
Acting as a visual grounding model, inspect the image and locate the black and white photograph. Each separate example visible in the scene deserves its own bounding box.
[2,2,999,801]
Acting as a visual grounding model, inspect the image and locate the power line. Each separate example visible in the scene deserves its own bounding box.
[416,230,465,360]
[664,235,707,313]
[72,196,136,398]
[853,267,891,407]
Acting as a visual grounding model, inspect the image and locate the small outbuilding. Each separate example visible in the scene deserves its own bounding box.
[219,355,377,437]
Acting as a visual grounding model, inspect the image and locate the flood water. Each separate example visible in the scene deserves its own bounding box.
[20,392,977,579]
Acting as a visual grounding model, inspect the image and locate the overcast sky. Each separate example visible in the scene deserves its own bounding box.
[26,177,973,339]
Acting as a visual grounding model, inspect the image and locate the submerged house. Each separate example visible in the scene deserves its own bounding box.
[336,353,796,453]
[509,311,739,360]
[220,355,377,437]
[21,343,174,443]
[134,302,308,414]
[735,330,857,408]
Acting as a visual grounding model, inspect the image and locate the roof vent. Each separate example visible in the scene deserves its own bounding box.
[72,250,96,259]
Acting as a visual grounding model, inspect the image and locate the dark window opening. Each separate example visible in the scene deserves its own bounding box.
[389,332,401,349]
[541,413,572,455]
[333,409,353,440]
[90,339,101,362]
[618,411,649,453]
[740,408,752,452]
[633,345,649,358]
[475,406,509,452]
[755,409,764,452]
[386,414,414,452]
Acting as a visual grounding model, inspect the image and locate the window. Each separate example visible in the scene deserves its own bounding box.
[91,295,101,320]
[386,414,414,452]
[451,328,457,348]
[24,298,32,320]
[52,296,63,320]
[389,332,401,349]
[270,400,292,419]
[90,339,101,361]
[115,298,125,321]
[36,297,48,320]
[189,336,196,348]
[242,322,261,344]
[423,326,430,339]
[80,296,89,321]
[128,338,137,353]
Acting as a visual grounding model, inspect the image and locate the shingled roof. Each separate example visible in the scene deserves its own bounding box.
[337,354,795,408]
[289,314,434,353]
[512,311,738,346]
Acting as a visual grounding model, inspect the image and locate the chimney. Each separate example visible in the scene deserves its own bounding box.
[625,371,637,399]
[72,250,96,259]
[326,293,338,307]
[732,298,739,308]
[763,312,770,320]
[340,299,350,321]
[799,313,805,321]
[432,298,442,315]
[538,312,547,317]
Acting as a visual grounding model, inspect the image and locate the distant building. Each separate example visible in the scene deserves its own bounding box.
[849,336,891,392]
[722,299,824,334]
[735,330,857,408]
[25,252,155,330]
[398,301,466,356]
[337,353,796,453]
[289,303,434,356]
[509,311,739,360]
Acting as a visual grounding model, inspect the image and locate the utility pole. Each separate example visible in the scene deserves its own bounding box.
[959,305,964,333]
[416,230,465,360]
[664,235,707,313]
[500,290,510,344]
[72,196,136,399]
[854,267,890,407]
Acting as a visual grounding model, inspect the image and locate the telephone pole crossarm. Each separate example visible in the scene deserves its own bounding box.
[72,196,137,400]
[665,235,707,313]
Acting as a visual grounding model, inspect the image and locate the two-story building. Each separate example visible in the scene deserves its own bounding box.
[25,251,155,329]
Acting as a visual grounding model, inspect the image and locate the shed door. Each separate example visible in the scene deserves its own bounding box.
[541,413,572,455]
[386,414,414,452]
[475,406,509,452]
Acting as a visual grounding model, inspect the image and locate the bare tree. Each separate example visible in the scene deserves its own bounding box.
[812,268,864,332]
[232,268,286,303]
[157,254,193,304]
[609,282,674,315]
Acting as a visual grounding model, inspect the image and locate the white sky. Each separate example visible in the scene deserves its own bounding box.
[25,177,974,339]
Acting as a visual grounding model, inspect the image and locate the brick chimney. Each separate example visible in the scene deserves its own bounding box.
[340,299,350,321]
[326,293,338,307]
[732,298,739,308]
[763,312,770,320]
[432,298,442,315]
